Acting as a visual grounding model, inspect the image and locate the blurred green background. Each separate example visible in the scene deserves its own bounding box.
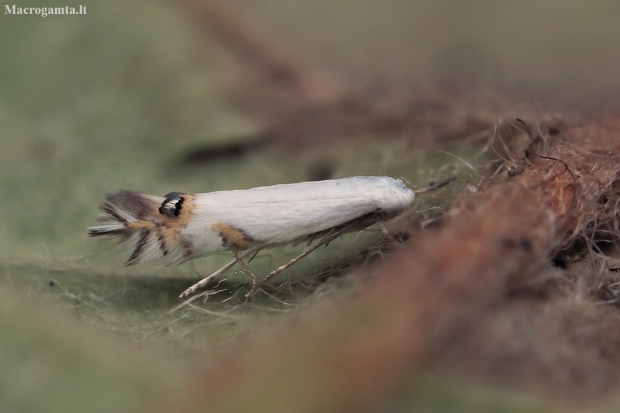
[230,0,620,108]
[1,0,619,412]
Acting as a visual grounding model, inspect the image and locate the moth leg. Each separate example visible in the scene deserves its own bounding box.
[179,248,258,299]
[169,288,225,313]
[248,223,356,297]
[235,250,259,297]
[378,219,397,243]
[247,248,261,263]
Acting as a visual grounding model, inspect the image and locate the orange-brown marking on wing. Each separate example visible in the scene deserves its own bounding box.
[126,221,157,231]
[158,193,198,256]
[211,222,261,249]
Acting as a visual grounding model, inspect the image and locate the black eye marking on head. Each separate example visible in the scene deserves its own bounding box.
[159,192,184,218]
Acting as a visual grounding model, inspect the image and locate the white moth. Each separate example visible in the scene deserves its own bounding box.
[89,176,419,299]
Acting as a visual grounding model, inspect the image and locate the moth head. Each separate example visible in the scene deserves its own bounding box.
[159,192,184,218]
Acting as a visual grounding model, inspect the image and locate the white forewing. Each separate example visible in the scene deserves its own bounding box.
[89,176,416,266]
[183,176,414,255]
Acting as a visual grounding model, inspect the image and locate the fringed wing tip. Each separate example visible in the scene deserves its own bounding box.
[89,190,184,266]
[87,223,127,237]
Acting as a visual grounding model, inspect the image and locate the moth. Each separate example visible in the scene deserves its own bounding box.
[88,176,449,299]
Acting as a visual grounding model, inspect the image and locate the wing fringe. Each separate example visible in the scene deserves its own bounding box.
[88,190,167,265]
